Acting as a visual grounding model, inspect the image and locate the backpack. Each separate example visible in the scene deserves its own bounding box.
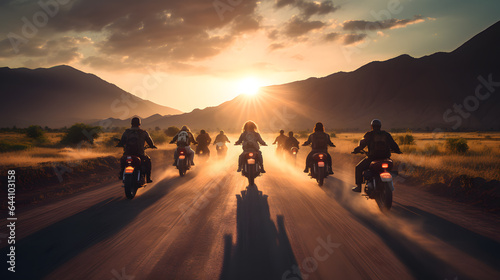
[243,132,259,150]
[177,131,189,146]
[125,130,140,155]
[370,131,389,158]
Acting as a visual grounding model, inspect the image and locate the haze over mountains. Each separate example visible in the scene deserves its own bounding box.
[0,66,181,128]
[1,21,499,131]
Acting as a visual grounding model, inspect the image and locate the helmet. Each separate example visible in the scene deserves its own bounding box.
[200,129,206,134]
[288,131,294,137]
[181,125,189,131]
[280,129,285,134]
[131,117,141,127]
[371,119,382,127]
[220,130,224,134]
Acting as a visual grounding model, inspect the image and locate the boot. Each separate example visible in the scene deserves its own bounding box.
[237,166,242,172]
[328,167,334,174]
[352,184,362,192]
[146,173,153,183]
[303,167,309,173]
[260,165,266,173]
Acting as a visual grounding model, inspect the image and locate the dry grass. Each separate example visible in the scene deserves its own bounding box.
[332,132,500,182]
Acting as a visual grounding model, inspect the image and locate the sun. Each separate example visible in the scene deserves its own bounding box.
[237,77,262,96]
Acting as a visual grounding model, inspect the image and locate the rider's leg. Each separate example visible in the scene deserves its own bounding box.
[304,152,313,173]
[353,157,371,192]
[258,151,265,173]
[188,146,195,165]
[119,155,126,179]
[327,153,333,174]
[237,153,243,172]
[142,155,152,183]
[173,149,178,166]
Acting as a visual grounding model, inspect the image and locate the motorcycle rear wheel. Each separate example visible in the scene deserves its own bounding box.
[124,175,137,199]
[376,182,393,211]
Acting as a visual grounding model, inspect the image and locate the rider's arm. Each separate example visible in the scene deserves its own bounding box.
[170,134,178,144]
[234,133,244,145]
[272,137,277,144]
[257,133,267,146]
[302,134,312,146]
[326,134,336,147]
[117,132,126,147]
[224,135,230,143]
[387,132,402,153]
[145,131,155,148]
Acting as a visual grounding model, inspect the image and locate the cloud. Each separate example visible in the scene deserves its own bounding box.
[324,32,340,42]
[0,0,264,72]
[343,15,426,31]
[268,43,285,51]
[343,33,367,45]
[284,16,325,37]
[276,0,339,19]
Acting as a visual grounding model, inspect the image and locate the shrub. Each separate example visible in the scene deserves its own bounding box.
[150,130,169,144]
[165,126,180,137]
[0,140,31,153]
[397,134,415,145]
[26,125,45,140]
[445,138,469,154]
[61,123,102,145]
[329,132,336,138]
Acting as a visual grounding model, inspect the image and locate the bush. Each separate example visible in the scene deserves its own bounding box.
[150,130,169,144]
[329,132,336,138]
[397,134,415,145]
[61,123,102,145]
[0,140,31,153]
[26,125,45,140]
[445,138,469,154]
[165,126,180,137]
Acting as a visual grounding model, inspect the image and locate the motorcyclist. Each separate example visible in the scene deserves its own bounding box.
[273,129,288,153]
[170,125,198,166]
[302,122,335,175]
[214,130,230,150]
[284,131,300,153]
[117,117,157,183]
[351,119,402,192]
[195,129,211,156]
[235,120,267,173]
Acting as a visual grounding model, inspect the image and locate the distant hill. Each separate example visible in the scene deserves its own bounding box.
[139,20,500,132]
[0,65,182,128]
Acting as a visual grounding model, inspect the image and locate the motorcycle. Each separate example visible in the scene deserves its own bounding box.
[214,141,227,158]
[176,147,191,177]
[121,146,151,199]
[241,151,261,186]
[352,150,397,211]
[309,152,330,186]
[289,147,299,165]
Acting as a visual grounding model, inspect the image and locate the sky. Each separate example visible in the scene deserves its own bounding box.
[0,0,499,113]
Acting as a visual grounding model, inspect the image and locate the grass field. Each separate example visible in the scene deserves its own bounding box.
[1,131,499,183]
[330,132,500,183]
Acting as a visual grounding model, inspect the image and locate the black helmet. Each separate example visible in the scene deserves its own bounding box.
[131,117,141,127]
[288,131,294,137]
[371,119,382,128]
[280,129,285,134]
[200,129,206,134]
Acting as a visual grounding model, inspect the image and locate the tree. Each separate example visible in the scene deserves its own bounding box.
[165,126,180,137]
[61,123,102,145]
[26,125,44,140]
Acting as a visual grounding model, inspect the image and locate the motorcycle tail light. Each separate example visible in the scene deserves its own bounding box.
[126,159,133,163]
[382,163,389,169]
[179,155,186,160]
[380,172,392,179]
[180,151,185,155]
[124,166,134,174]
[247,158,256,165]
[293,151,297,155]
[319,154,324,159]
[318,161,325,167]
[249,152,254,157]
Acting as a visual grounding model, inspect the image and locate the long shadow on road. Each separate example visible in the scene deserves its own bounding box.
[321,176,499,280]
[219,185,300,280]
[0,171,189,280]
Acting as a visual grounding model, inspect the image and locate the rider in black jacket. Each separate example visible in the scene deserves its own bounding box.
[352,119,402,192]
[303,122,335,174]
[117,117,157,183]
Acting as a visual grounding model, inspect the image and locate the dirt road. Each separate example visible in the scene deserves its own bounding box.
[1,146,499,280]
